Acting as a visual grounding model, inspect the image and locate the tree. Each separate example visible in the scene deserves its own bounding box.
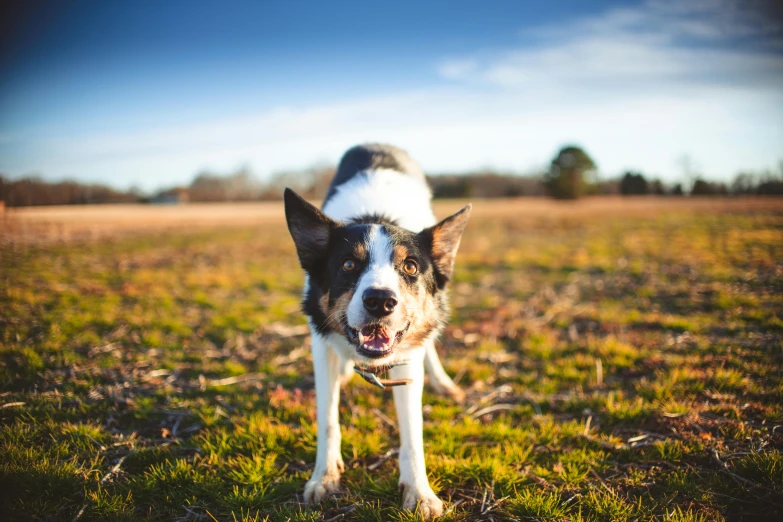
[730,163,783,196]
[691,179,710,195]
[691,178,727,196]
[262,164,335,200]
[0,174,139,206]
[757,176,783,195]
[731,172,756,195]
[543,146,596,200]
[189,167,261,202]
[620,171,648,195]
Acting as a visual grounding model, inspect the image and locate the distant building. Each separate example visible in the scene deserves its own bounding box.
[150,187,189,204]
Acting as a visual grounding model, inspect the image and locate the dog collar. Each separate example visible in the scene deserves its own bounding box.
[353,363,411,390]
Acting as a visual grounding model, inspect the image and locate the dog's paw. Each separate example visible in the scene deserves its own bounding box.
[444,384,466,404]
[303,468,341,503]
[400,483,444,519]
[430,380,466,403]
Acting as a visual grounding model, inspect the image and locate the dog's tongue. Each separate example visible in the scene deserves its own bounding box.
[360,325,392,351]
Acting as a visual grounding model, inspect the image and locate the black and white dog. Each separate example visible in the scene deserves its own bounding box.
[284,144,470,518]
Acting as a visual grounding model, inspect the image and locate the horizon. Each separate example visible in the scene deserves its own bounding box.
[1,0,782,191]
[4,154,774,198]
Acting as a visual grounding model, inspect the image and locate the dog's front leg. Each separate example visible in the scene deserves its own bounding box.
[304,332,344,503]
[390,351,444,519]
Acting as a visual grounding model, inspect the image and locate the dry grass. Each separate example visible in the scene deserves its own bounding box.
[3,197,780,243]
[1,197,782,521]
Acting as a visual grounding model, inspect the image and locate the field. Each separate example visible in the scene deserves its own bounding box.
[1,197,782,521]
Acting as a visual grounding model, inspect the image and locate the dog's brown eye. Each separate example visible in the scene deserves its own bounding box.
[403,259,418,275]
[342,259,356,271]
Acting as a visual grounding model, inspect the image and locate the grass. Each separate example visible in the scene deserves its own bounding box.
[1,198,782,521]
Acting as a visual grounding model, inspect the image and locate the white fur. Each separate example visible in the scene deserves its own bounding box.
[390,349,443,516]
[303,329,344,503]
[423,339,465,402]
[322,169,436,231]
[307,328,444,517]
[346,225,399,329]
[304,168,459,519]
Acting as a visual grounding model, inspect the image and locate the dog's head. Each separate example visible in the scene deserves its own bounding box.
[284,188,470,364]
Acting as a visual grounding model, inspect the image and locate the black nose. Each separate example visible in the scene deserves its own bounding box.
[362,288,398,317]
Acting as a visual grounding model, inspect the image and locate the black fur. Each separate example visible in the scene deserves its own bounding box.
[324,144,427,206]
[292,223,444,341]
[348,213,399,226]
[418,205,472,289]
[302,224,373,336]
[285,186,468,347]
[283,189,338,272]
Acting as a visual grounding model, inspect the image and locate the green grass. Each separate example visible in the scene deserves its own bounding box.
[2,201,783,521]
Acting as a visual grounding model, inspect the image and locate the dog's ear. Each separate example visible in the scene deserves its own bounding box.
[419,204,472,288]
[284,188,339,270]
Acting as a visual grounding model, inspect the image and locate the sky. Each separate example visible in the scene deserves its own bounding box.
[1,0,782,191]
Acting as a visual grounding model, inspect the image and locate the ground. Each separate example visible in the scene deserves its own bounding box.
[1,197,782,521]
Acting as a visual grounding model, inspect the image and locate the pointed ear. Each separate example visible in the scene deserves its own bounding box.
[420,204,471,287]
[284,188,339,270]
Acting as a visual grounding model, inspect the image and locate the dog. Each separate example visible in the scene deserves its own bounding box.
[283,144,470,518]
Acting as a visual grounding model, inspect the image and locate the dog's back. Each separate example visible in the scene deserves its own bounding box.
[322,144,436,232]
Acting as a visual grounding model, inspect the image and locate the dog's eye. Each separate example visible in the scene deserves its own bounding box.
[342,258,356,271]
[403,259,418,275]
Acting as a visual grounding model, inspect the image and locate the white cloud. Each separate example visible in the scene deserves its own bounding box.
[443,0,783,91]
[437,59,479,80]
[529,0,783,44]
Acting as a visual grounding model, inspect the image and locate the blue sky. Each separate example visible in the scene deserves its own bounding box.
[1,0,782,190]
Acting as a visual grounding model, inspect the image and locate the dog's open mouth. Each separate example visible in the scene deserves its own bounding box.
[347,323,409,359]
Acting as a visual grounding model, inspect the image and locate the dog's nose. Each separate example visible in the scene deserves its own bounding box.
[362,288,398,317]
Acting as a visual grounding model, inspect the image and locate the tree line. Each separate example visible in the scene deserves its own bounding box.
[2,146,781,207]
[0,176,139,207]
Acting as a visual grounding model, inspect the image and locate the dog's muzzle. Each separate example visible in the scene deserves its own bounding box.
[346,322,410,359]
